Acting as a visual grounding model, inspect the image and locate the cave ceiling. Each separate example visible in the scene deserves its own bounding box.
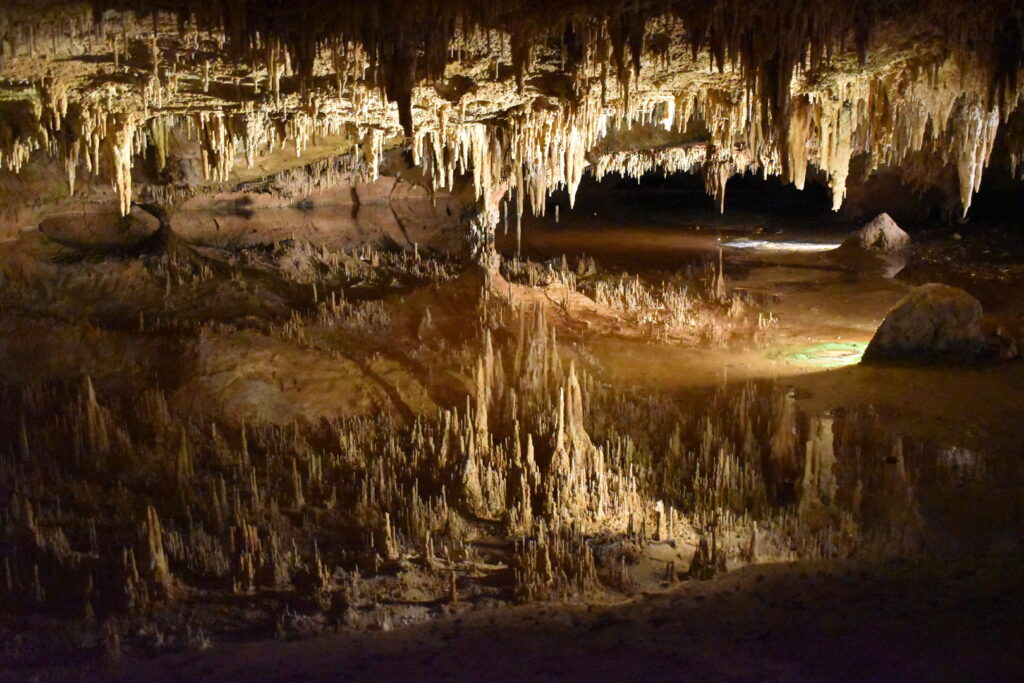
[0,0,1022,223]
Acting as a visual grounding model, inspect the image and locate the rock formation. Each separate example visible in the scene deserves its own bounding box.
[0,1,1021,674]
[863,283,993,360]
[0,1,1022,238]
[834,212,912,277]
[39,205,160,249]
[840,213,911,253]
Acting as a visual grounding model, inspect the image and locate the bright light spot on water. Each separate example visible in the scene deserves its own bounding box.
[778,342,867,368]
[724,238,841,252]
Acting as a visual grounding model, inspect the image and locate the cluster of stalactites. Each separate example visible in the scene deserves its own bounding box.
[9,79,398,214]
[578,58,1017,215]
[412,100,605,221]
[2,4,1022,218]
[37,0,1014,117]
[23,68,1013,220]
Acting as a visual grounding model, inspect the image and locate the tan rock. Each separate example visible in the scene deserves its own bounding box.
[863,283,992,361]
[841,213,910,252]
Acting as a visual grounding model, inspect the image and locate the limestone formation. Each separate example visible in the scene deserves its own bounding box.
[1,1,1023,235]
[0,1,1019,672]
[864,283,993,361]
[834,212,912,277]
[840,213,911,253]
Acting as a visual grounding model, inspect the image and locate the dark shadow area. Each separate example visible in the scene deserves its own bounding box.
[964,163,1024,225]
[544,171,839,228]
[500,171,852,270]
[107,555,1024,683]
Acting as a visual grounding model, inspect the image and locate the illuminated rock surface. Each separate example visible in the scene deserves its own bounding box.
[1,1,1023,232]
[841,213,911,253]
[864,283,992,360]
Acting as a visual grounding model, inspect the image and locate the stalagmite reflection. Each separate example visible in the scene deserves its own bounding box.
[0,275,995,631]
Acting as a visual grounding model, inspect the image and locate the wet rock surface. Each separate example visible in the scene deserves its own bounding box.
[169,177,464,255]
[864,283,991,361]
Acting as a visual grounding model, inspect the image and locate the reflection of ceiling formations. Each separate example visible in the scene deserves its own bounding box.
[1,1,1022,220]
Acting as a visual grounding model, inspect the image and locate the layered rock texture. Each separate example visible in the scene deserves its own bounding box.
[1,0,1023,239]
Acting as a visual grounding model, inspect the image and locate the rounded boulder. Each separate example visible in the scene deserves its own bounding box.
[863,283,992,361]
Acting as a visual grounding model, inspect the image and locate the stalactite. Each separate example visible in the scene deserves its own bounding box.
[1,2,1022,221]
[951,99,1001,216]
[785,95,812,190]
[105,113,136,216]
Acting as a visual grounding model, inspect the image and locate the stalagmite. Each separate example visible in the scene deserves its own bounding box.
[800,414,837,513]
[176,428,193,488]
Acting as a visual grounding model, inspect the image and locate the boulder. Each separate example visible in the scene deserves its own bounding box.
[833,212,911,277]
[39,206,160,249]
[863,283,992,361]
[841,213,910,252]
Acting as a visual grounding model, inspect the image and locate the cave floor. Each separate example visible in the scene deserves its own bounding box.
[17,555,1023,682]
